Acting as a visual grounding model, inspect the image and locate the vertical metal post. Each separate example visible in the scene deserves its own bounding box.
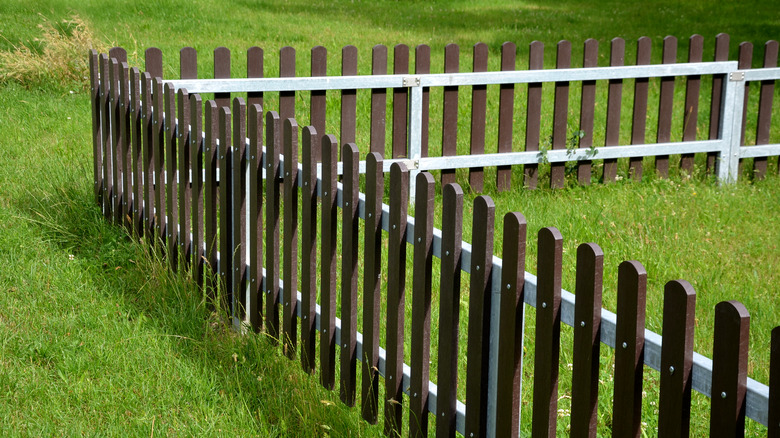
[487,266,502,437]
[718,68,745,183]
[408,79,423,203]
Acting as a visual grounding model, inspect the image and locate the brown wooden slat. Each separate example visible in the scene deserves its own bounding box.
[164,83,179,271]
[340,46,358,148]
[532,226,563,438]
[709,301,750,437]
[656,36,678,178]
[141,72,155,237]
[320,133,338,390]
[409,172,435,438]
[300,125,317,370]
[177,88,192,270]
[612,260,647,438]
[469,43,488,192]
[370,45,388,157]
[100,54,112,219]
[109,46,127,64]
[769,326,780,438]
[340,143,360,406]
[232,98,247,319]
[283,117,299,358]
[753,40,779,179]
[497,42,516,191]
[247,105,263,331]
[570,243,604,438]
[416,45,431,158]
[190,94,204,289]
[362,152,384,423]
[110,58,122,224]
[495,212,527,438]
[89,50,102,205]
[119,62,132,229]
[218,106,233,311]
[145,47,163,79]
[247,47,264,109]
[265,111,282,341]
[130,67,143,237]
[392,45,409,160]
[441,44,460,187]
[180,47,197,79]
[214,47,231,109]
[204,101,219,301]
[525,41,544,189]
[280,47,296,122]
[630,37,652,181]
[577,39,598,186]
[153,77,166,244]
[603,38,625,183]
[680,35,704,175]
[385,162,409,437]
[551,41,571,189]
[658,280,696,438]
[310,46,326,161]
[436,182,464,438]
[465,196,495,437]
[708,34,730,173]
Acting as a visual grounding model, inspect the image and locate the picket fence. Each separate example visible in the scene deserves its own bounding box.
[89,34,779,438]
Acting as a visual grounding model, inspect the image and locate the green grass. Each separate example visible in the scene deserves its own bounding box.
[1,0,779,436]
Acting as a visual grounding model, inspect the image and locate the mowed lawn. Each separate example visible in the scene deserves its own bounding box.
[1,0,779,436]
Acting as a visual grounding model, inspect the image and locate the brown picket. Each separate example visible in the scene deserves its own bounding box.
[532,227,563,438]
[469,43,488,192]
[525,41,544,189]
[153,77,166,244]
[603,38,625,183]
[280,47,296,123]
[550,41,571,189]
[265,111,282,341]
[89,50,102,205]
[497,42,517,191]
[370,45,388,156]
[145,47,163,79]
[119,62,132,229]
[218,106,233,310]
[177,88,192,270]
[754,40,778,179]
[436,183,464,438]
[130,67,143,237]
[99,54,112,219]
[709,301,750,437]
[340,143,360,406]
[141,73,155,237]
[769,326,780,438]
[300,125,317,370]
[310,46,327,161]
[190,94,205,289]
[465,196,495,438]
[570,243,604,438]
[658,280,696,438]
[495,212,527,438]
[247,47,263,109]
[612,260,647,438]
[680,35,704,175]
[320,134,338,390]
[283,117,299,358]
[385,162,409,437]
[214,47,231,109]
[409,172,435,438]
[232,98,247,318]
[109,58,122,224]
[246,103,263,329]
[392,45,409,159]
[578,39,598,186]
[164,83,179,271]
[708,34,730,173]
[416,45,431,157]
[180,47,197,79]
[204,101,219,300]
[341,46,358,148]
[630,37,652,181]
[656,36,678,178]
[441,44,459,187]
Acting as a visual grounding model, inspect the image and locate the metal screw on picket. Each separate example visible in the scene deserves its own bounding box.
[445,251,450,256]
[622,342,628,349]
[417,237,421,243]
[669,366,675,375]
[721,392,727,398]
[580,321,586,327]
[542,302,547,308]
[476,265,480,271]
[507,284,511,289]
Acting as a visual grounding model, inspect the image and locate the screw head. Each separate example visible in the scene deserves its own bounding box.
[542,302,547,308]
[669,366,675,374]
[622,342,628,349]
[721,391,727,398]
[580,321,586,327]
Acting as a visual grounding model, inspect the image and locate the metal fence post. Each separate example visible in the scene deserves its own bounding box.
[718,66,745,183]
[408,78,423,203]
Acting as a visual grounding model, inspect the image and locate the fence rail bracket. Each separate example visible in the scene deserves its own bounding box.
[403,76,421,87]
[729,71,745,81]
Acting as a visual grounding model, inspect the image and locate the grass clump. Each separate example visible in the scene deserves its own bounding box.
[0,15,107,91]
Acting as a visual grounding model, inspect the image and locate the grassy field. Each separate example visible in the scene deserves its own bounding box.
[1,0,779,436]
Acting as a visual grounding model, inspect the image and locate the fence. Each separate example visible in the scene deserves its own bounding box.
[89,35,779,437]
